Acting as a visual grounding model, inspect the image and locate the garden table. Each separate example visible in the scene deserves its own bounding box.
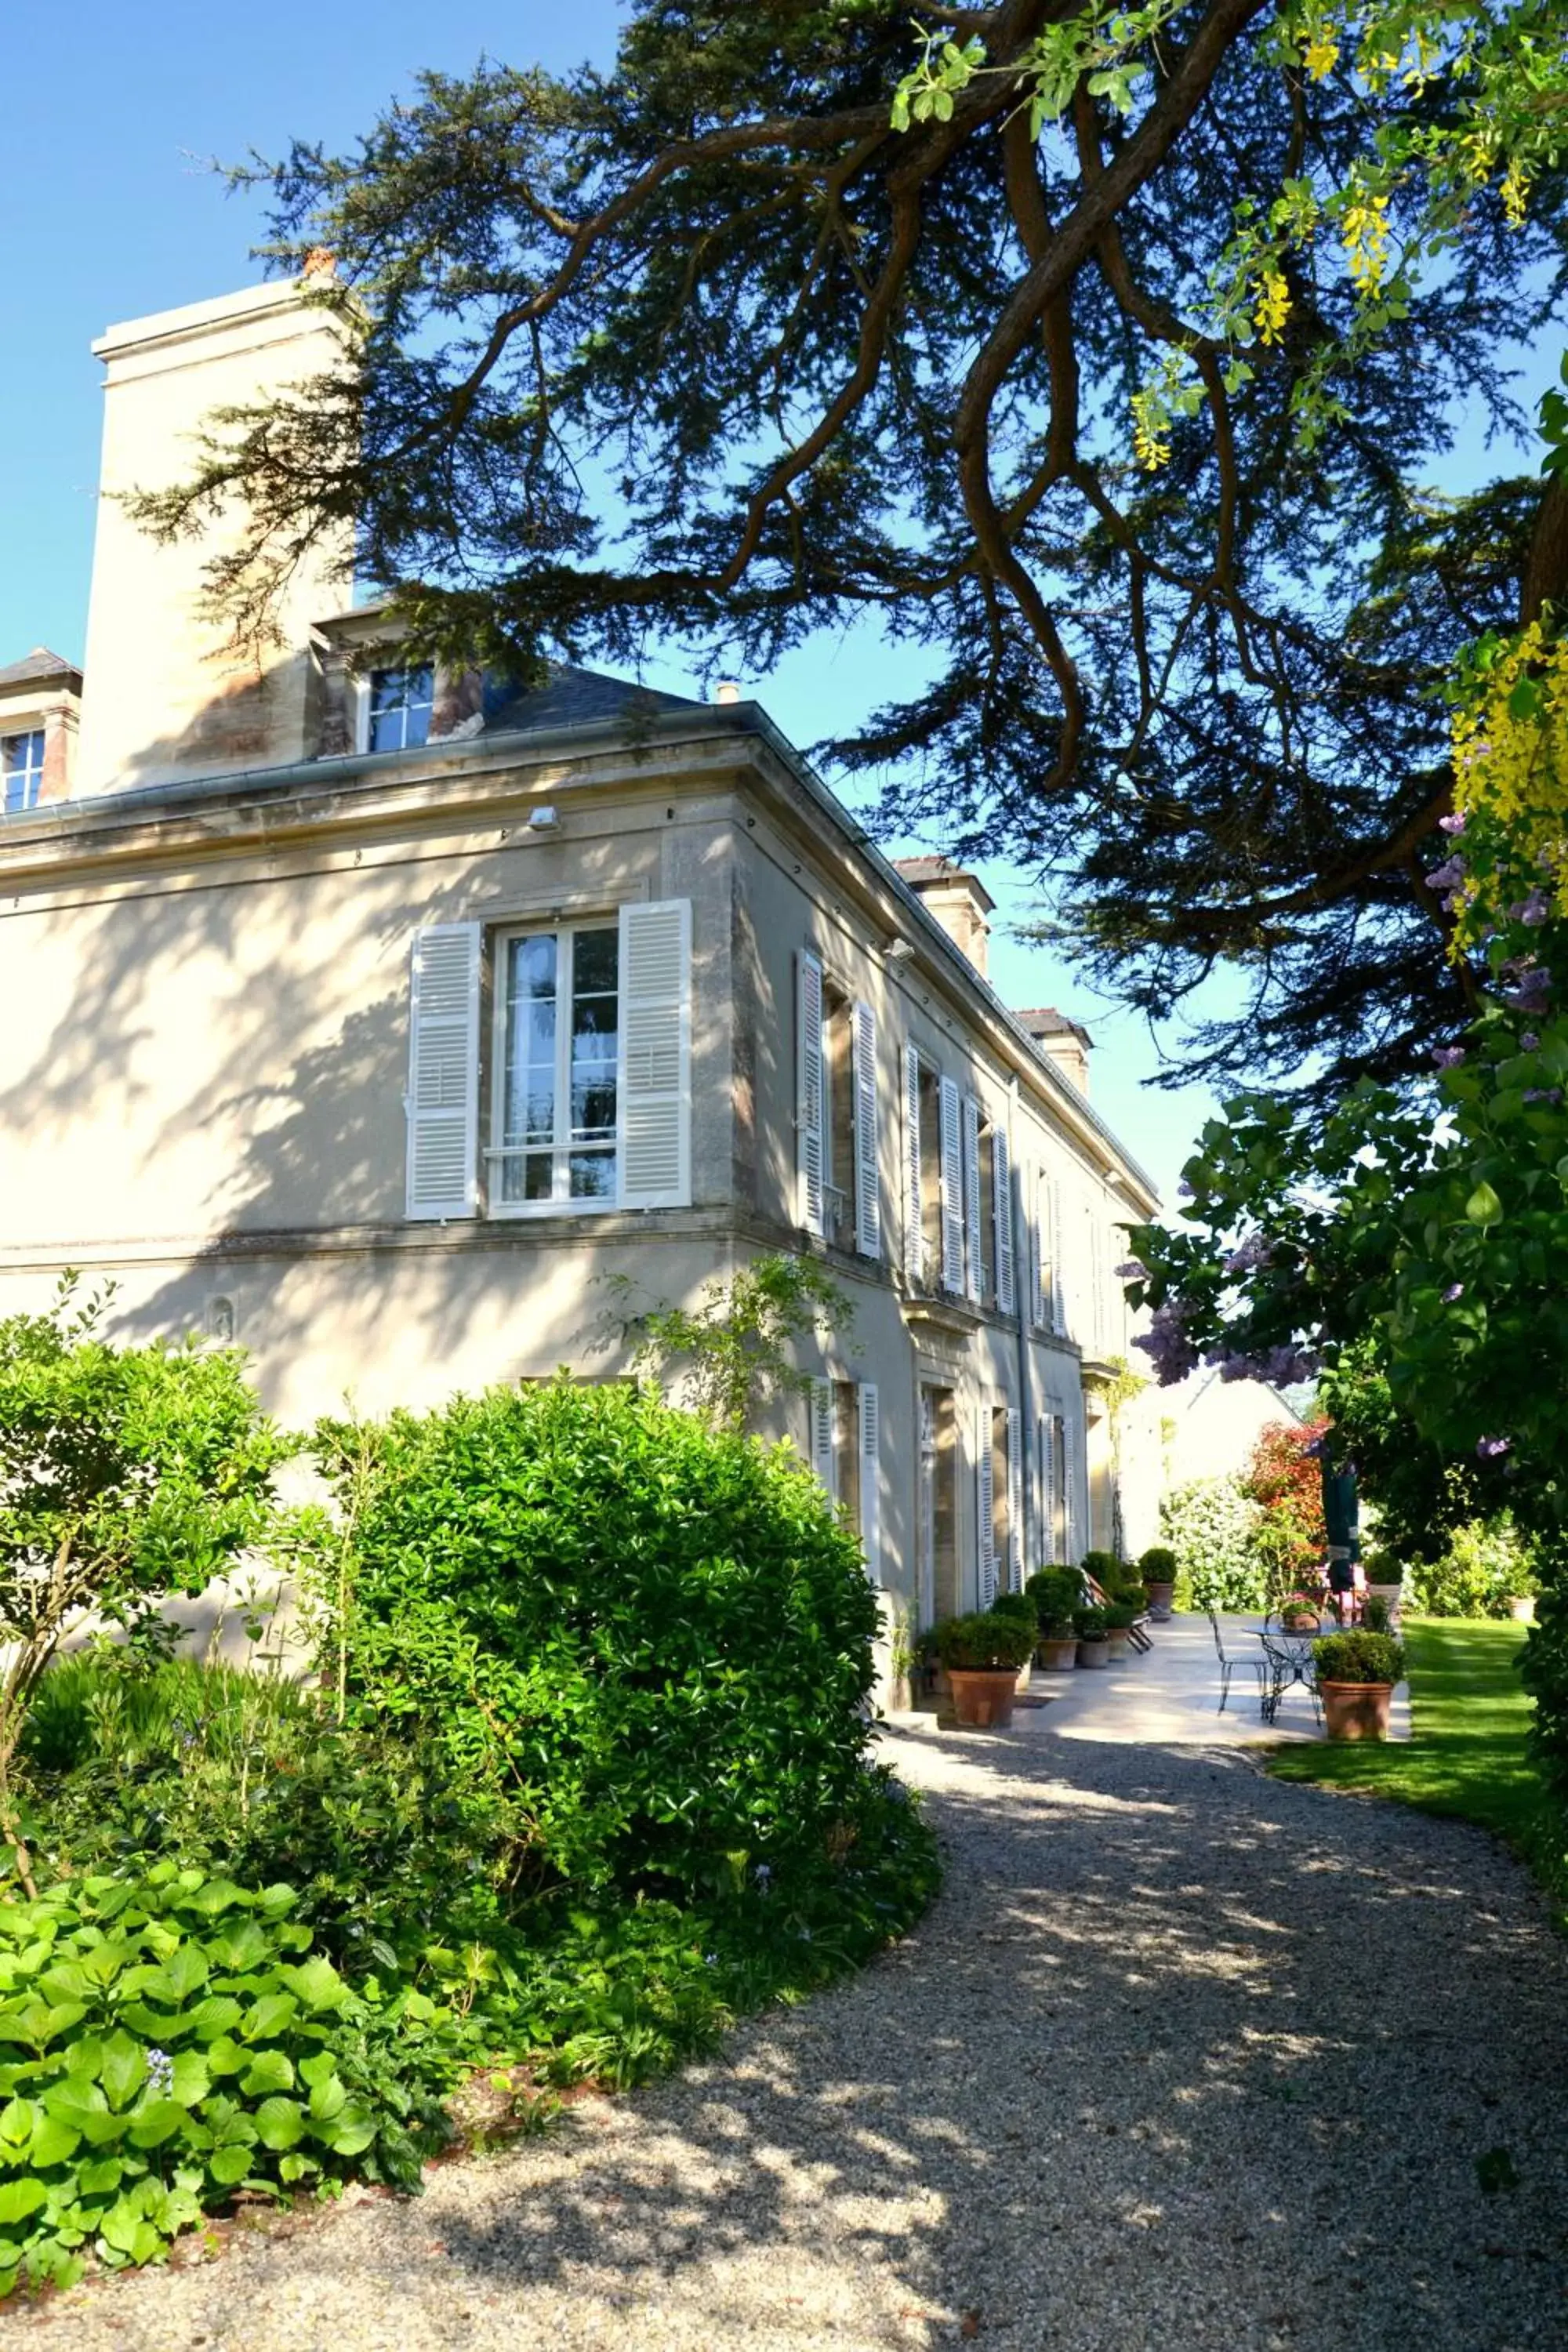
[1253,1628,1321,1724]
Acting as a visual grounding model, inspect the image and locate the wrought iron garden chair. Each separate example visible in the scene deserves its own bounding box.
[1208,1610,1274,1719]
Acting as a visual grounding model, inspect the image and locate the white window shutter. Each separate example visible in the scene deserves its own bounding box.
[1064,1425,1079,1563]
[1028,1165,1044,1326]
[810,1377,836,1498]
[938,1076,964,1295]
[796,949,826,1236]
[618,899,691,1210]
[963,1097,982,1303]
[1006,1408,1024,1592]
[976,1407,996,1609]
[993,1131,1014,1315]
[857,1381,880,1583]
[1050,1176,1067,1334]
[903,1044,923,1287]
[1034,1415,1049,1568]
[405,922,481,1221]
[852,1001,880,1258]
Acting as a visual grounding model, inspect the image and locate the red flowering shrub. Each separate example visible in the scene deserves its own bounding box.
[1242,1420,1328,1592]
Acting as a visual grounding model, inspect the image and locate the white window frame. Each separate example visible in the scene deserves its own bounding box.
[1,728,45,815]
[356,662,436,754]
[486,917,623,1218]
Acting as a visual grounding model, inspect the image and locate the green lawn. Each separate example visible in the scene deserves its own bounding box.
[1269,1617,1563,1893]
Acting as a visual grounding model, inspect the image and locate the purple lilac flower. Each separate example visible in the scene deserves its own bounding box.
[1522,1033,1541,1052]
[1432,1046,1466,1070]
[1443,1283,1465,1302]
[1209,1343,1321,1386]
[1506,967,1552,1013]
[1477,1436,1512,1459]
[1524,1087,1563,1105]
[1132,1298,1201,1386]
[1439,812,1467,835]
[1222,1232,1274,1276]
[1425,857,1466,894]
[1177,1178,1196,1200]
[1519,889,1551,927]
[1114,1258,1149,1282]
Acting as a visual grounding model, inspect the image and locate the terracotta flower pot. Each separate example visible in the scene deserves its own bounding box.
[1320,1679,1395,1740]
[1104,1628,1132,1662]
[947,1668,1019,1729]
[1282,1610,1322,1633]
[1144,1580,1175,1623]
[1040,1635,1079,1674]
[1076,1637,1111,1670]
[1508,1595,1536,1624]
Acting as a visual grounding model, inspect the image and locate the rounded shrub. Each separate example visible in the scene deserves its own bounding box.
[314,1381,883,1907]
[1025,1566,1082,1633]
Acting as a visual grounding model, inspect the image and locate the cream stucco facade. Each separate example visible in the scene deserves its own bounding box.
[0,278,1163,1697]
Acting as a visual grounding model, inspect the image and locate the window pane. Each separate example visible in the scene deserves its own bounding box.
[368,666,434,752]
[569,1149,616,1200]
[569,926,618,1148]
[571,1076,617,1140]
[502,933,557,1156]
[574,927,619,996]
[2,731,44,815]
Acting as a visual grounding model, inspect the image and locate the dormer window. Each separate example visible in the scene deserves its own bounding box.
[2,730,45,814]
[365,666,434,753]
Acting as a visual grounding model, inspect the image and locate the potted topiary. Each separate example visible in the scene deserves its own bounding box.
[1075,1605,1112,1668]
[1364,1559,1403,1626]
[1138,1544,1178,1622]
[1026,1566,1083,1671]
[991,1588,1041,1692]
[935,1611,1037,1727]
[1313,1629,1406,1740]
[1102,1601,1139,1661]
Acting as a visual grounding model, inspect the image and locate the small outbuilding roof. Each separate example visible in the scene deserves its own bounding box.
[0,647,82,692]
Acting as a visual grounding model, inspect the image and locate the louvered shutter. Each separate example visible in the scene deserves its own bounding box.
[938,1076,964,1294]
[405,922,481,1221]
[1050,1176,1067,1334]
[1006,1408,1025,1592]
[963,1096,982,1303]
[852,1001,880,1258]
[618,898,691,1209]
[810,1377,836,1497]
[1035,1414,1051,1567]
[1028,1165,1044,1325]
[976,1406,996,1608]
[993,1131,1014,1315]
[857,1382,880,1583]
[1053,1414,1068,1563]
[903,1044,923,1286]
[796,948,826,1236]
[1064,1425,1079,1564]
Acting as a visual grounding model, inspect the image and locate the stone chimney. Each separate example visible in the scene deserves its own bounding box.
[74,280,354,797]
[1014,1007,1093,1095]
[892,857,995,978]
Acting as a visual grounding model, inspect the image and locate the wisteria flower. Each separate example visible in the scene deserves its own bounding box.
[1132,1298,1201,1385]
[1222,1232,1275,1276]
[1519,889,1552,927]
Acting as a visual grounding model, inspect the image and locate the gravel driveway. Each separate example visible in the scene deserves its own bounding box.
[14,1719,1568,2350]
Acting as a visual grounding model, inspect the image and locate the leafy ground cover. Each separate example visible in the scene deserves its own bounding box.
[1269,1619,1563,1900]
[2,1374,940,2299]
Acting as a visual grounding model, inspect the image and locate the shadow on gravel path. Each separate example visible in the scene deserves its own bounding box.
[20,1726,1568,2351]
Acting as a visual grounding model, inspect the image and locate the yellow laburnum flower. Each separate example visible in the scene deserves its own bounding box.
[1501,158,1530,229]
[1131,390,1171,472]
[1449,629,1568,951]
[1342,193,1392,297]
[1303,24,1339,78]
[1254,269,1292,345]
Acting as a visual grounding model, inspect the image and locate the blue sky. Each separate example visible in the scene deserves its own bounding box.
[1,3,1555,1208]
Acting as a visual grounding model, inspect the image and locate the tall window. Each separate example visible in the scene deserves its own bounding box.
[367,666,434,752]
[490,924,620,1209]
[2,731,45,815]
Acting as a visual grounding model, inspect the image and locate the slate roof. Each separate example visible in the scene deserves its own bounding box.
[0,648,81,691]
[481,662,702,736]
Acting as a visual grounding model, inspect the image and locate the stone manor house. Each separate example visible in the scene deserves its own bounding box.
[0,278,1163,1682]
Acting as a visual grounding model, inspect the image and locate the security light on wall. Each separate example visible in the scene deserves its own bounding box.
[527,806,560,832]
[885,939,916,963]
